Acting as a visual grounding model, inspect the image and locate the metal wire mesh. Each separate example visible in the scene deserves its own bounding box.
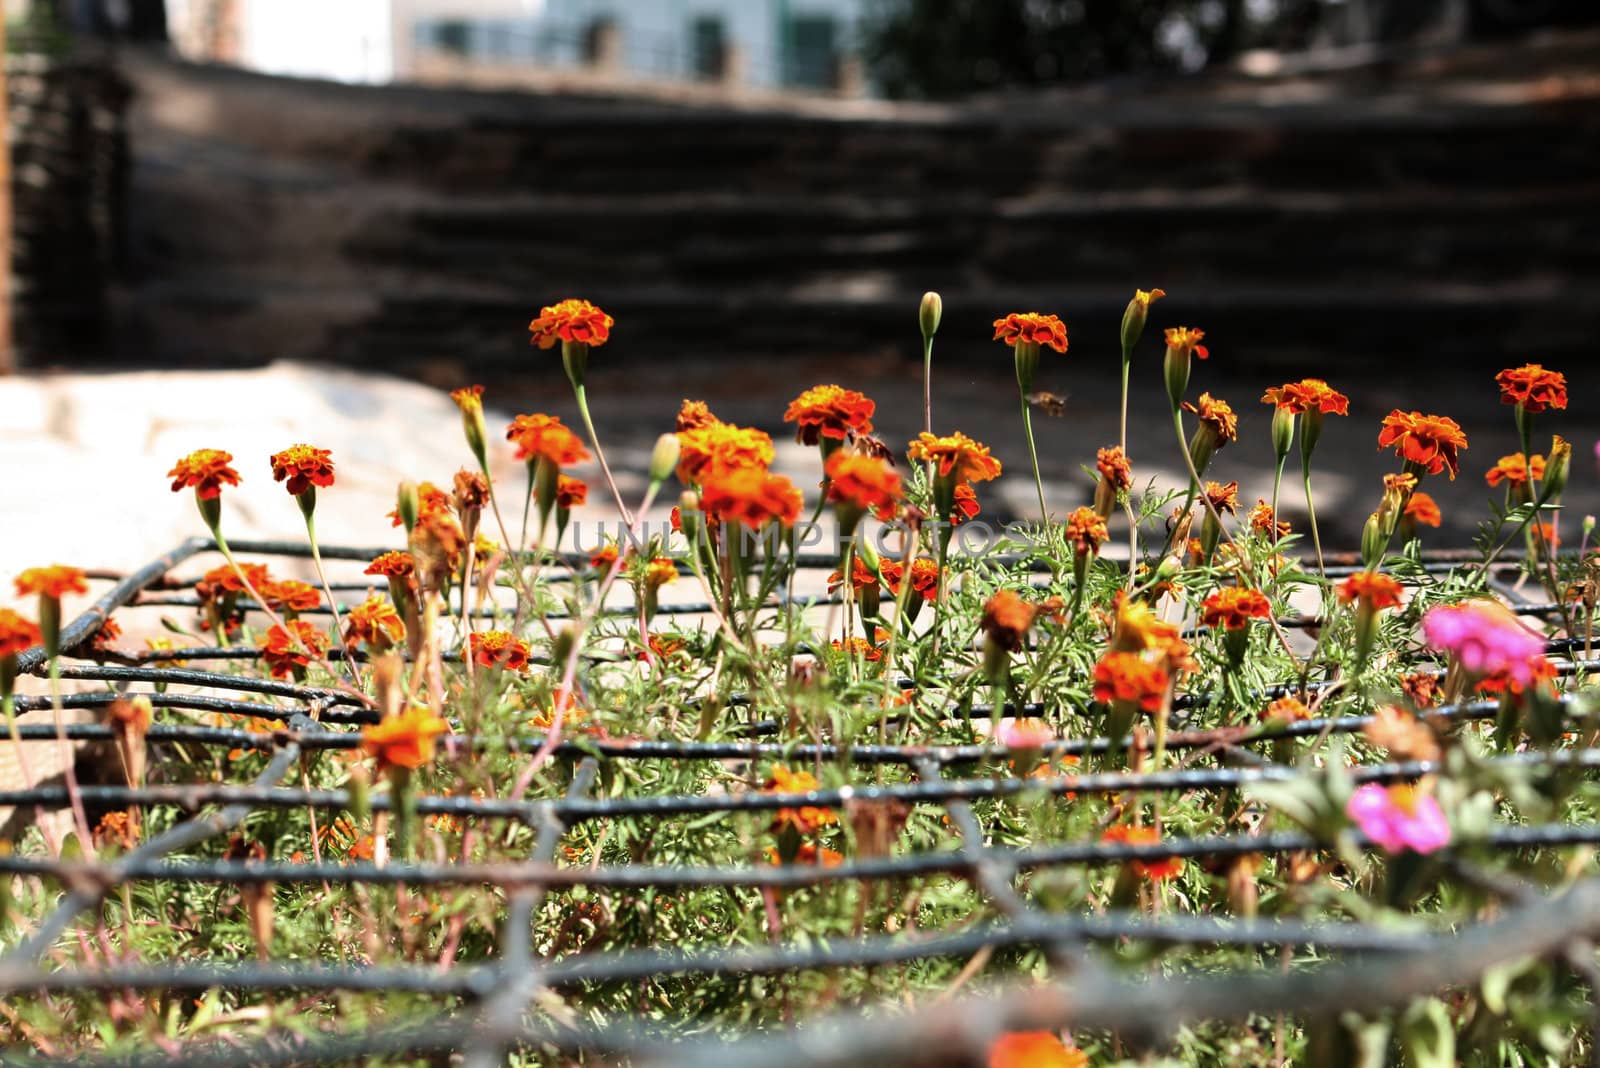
[2,537,1597,1066]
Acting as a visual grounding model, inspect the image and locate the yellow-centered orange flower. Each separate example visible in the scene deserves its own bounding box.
[783,384,875,445]
[1093,651,1170,712]
[1204,480,1240,514]
[824,452,902,516]
[698,467,803,530]
[908,431,1002,484]
[1064,507,1109,556]
[269,444,335,496]
[259,578,321,613]
[992,312,1068,353]
[0,609,42,657]
[556,475,588,509]
[1405,491,1442,527]
[362,704,450,771]
[1261,695,1312,723]
[827,554,877,594]
[1101,824,1183,880]
[506,413,591,467]
[765,765,837,835]
[643,557,678,590]
[1495,363,1567,413]
[987,1031,1088,1068]
[1485,453,1544,488]
[1164,325,1209,360]
[342,596,405,648]
[529,298,612,349]
[1378,410,1468,479]
[259,620,328,679]
[365,551,415,579]
[1182,392,1238,445]
[1239,500,1285,539]
[1261,379,1350,415]
[1096,446,1132,492]
[981,589,1037,653]
[675,422,776,484]
[1339,572,1404,610]
[1201,587,1272,630]
[167,449,241,499]
[881,557,941,601]
[15,565,88,600]
[469,630,531,671]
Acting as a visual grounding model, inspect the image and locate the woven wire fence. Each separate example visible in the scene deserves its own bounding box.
[3,537,1600,1066]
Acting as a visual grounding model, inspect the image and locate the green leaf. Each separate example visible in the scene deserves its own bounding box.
[1400,997,1456,1068]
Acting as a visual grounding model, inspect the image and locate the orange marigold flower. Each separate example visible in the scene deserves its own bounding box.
[1377,410,1468,479]
[699,467,803,530]
[1204,480,1240,514]
[269,444,335,496]
[676,399,718,431]
[1261,378,1351,415]
[1339,572,1404,610]
[1495,363,1567,414]
[15,565,88,600]
[1261,695,1312,723]
[529,298,612,349]
[259,578,321,613]
[1485,453,1544,488]
[1401,671,1441,708]
[882,557,941,602]
[1404,491,1442,527]
[1096,445,1132,492]
[993,311,1068,353]
[365,551,415,579]
[361,704,450,771]
[343,596,405,649]
[1065,506,1109,556]
[1477,654,1560,697]
[94,810,137,851]
[0,609,42,657]
[982,589,1037,652]
[784,384,876,445]
[828,554,877,595]
[196,562,271,604]
[590,543,620,571]
[830,636,883,662]
[908,431,1003,484]
[168,448,241,499]
[825,452,902,515]
[675,422,776,484]
[1101,824,1184,880]
[1201,587,1273,630]
[556,475,588,510]
[259,620,328,679]
[1164,325,1209,360]
[1093,651,1170,712]
[506,413,591,467]
[643,556,678,590]
[1248,499,1290,538]
[469,629,531,671]
[388,482,451,527]
[988,1031,1088,1068]
[952,481,980,525]
[765,843,844,868]
[108,693,154,732]
[1181,392,1238,445]
[765,765,837,834]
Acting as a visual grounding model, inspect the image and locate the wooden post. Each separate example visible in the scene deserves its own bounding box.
[0,9,12,375]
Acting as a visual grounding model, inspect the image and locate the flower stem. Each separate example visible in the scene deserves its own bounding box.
[922,335,934,440]
[573,383,635,528]
[1020,391,1049,528]
[1301,456,1326,579]
[305,515,358,688]
[1119,349,1132,454]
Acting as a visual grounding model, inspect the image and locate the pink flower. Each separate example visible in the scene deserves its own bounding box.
[993,718,1053,750]
[1421,601,1545,686]
[1347,783,1450,855]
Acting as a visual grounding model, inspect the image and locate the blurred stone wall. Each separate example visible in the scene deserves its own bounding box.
[9,53,130,364]
[92,33,1600,382]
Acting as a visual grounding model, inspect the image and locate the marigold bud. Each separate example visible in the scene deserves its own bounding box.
[649,433,681,486]
[1540,435,1571,503]
[1121,288,1165,354]
[1361,511,1385,569]
[1270,405,1295,462]
[396,482,420,536]
[919,291,942,339]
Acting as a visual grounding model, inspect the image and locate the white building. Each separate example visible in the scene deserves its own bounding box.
[168,0,870,93]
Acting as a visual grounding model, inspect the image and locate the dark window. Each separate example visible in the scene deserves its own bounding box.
[786,14,836,87]
[690,16,726,79]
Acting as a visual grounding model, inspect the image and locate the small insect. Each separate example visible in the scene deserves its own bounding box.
[1027,391,1069,418]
